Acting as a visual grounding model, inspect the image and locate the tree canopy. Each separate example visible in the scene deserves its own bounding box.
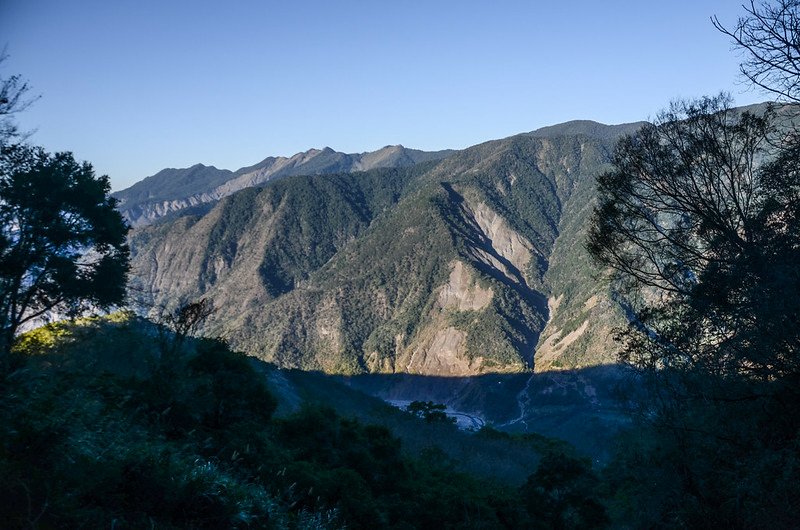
[0,145,129,358]
[0,50,37,147]
[714,0,800,102]
[587,3,800,520]
[588,95,800,385]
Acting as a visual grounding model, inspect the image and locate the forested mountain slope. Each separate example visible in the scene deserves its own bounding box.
[128,120,645,375]
[115,145,453,227]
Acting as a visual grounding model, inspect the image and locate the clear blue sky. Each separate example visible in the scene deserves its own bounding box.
[1,1,766,191]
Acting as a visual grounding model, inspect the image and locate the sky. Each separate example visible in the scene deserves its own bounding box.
[1,1,768,191]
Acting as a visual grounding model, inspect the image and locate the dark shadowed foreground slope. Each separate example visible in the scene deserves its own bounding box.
[3,315,615,529]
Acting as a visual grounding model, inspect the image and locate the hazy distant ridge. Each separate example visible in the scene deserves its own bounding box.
[115,145,454,227]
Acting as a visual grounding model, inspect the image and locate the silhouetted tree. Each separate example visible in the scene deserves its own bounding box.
[587,93,800,527]
[0,49,38,145]
[714,1,800,102]
[588,94,800,388]
[406,400,456,424]
[157,297,214,358]
[0,145,130,361]
[521,452,609,530]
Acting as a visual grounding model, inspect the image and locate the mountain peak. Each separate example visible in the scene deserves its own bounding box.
[528,119,647,142]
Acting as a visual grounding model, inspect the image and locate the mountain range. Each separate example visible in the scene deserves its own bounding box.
[126,119,646,378]
[114,145,454,227]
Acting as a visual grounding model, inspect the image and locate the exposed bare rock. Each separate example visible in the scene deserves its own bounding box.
[470,201,534,278]
[437,261,493,311]
[535,320,590,369]
[403,327,479,376]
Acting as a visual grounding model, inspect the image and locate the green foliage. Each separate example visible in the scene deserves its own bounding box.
[603,377,800,528]
[475,426,577,456]
[405,400,456,424]
[196,164,422,298]
[10,319,74,356]
[588,93,800,525]
[0,145,129,357]
[1,320,301,528]
[452,137,562,256]
[128,129,629,375]
[1,317,606,528]
[114,147,450,226]
[521,452,609,530]
[588,96,798,378]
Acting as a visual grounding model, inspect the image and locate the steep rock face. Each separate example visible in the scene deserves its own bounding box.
[128,121,644,375]
[437,261,493,312]
[116,145,453,227]
[403,327,474,376]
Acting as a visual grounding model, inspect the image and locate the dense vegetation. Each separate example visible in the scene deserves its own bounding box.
[129,125,638,375]
[0,156,129,347]
[0,56,621,529]
[586,97,800,528]
[583,2,800,520]
[0,315,608,529]
[5,2,800,525]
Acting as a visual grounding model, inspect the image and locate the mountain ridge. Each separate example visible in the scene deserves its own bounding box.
[128,118,647,377]
[115,144,455,227]
[114,118,649,228]
[527,119,648,142]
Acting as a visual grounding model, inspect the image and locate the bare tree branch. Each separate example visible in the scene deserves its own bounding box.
[714,1,800,102]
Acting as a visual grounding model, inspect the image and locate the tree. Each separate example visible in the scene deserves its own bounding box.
[586,94,800,527]
[713,1,800,103]
[588,94,800,387]
[405,400,456,424]
[586,1,800,523]
[0,49,38,146]
[521,452,609,530]
[0,145,130,360]
[156,297,214,360]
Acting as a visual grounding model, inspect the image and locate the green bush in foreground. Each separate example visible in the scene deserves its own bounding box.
[0,317,609,529]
